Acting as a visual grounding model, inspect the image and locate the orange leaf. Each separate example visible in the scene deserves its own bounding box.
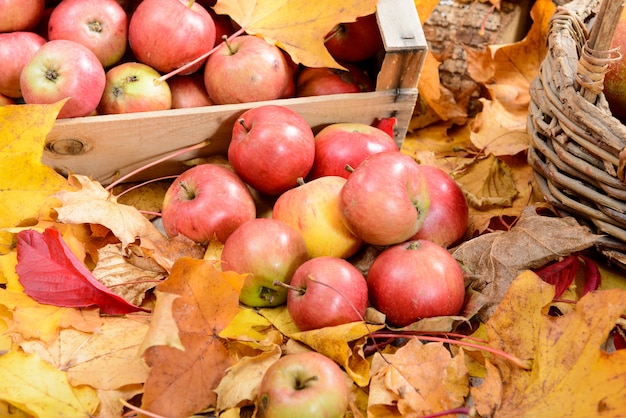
[141,258,246,418]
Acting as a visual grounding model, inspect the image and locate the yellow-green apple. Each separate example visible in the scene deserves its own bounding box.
[98,62,172,114]
[0,31,46,98]
[324,13,384,63]
[295,63,374,97]
[307,122,398,180]
[257,351,349,418]
[366,240,466,327]
[128,0,216,74]
[339,150,429,246]
[408,165,468,247]
[20,39,106,118]
[169,73,213,108]
[203,35,294,104]
[0,0,45,32]
[273,176,362,259]
[161,164,256,244]
[221,218,309,307]
[228,105,315,195]
[286,256,368,331]
[47,0,128,68]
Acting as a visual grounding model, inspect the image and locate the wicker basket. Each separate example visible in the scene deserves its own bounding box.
[528,0,626,266]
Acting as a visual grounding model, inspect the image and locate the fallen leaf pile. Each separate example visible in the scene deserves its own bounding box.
[1,0,626,417]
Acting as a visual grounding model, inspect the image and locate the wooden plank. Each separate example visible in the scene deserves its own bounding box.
[42,0,426,185]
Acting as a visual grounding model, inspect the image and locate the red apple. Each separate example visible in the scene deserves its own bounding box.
[603,10,626,121]
[286,256,368,331]
[257,351,349,418]
[0,0,45,32]
[296,63,374,97]
[20,39,106,118]
[207,7,236,47]
[128,0,216,74]
[0,31,46,98]
[307,122,399,180]
[408,165,469,247]
[273,176,362,259]
[98,62,172,114]
[168,73,213,108]
[203,35,294,104]
[221,218,309,307]
[324,13,384,63]
[366,240,466,327]
[47,0,128,68]
[0,93,15,106]
[161,164,256,244]
[228,105,315,195]
[339,151,429,246]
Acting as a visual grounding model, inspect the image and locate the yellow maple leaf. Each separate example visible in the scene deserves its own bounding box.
[214,0,378,69]
[0,101,72,228]
[0,350,99,417]
[472,270,626,417]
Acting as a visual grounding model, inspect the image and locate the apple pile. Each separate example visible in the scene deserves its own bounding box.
[0,0,384,115]
[160,104,469,329]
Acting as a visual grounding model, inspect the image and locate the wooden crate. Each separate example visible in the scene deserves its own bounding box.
[42,0,427,185]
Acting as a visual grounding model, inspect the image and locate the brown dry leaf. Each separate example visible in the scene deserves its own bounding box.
[469,97,529,156]
[141,258,246,417]
[54,174,165,249]
[368,339,468,416]
[0,100,72,228]
[20,316,150,390]
[95,384,144,418]
[92,243,165,306]
[452,205,600,320]
[472,271,626,417]
[214,344,282,412]
[214,0,378,69]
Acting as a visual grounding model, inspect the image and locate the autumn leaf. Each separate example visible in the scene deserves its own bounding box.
[471,270,626,417]
[469,97,529,156]
[368,339,468,416]
[15,228,148,315]
[452,205,600,320]
[141,258,246,418]
[213,0,378,69]
[0,100,72,228]
[0,350,99,417]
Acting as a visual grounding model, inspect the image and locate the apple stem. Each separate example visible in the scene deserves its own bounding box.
[272,280,305,295]
[104,140,211,192]
[223,34,236,55]
[344,164,355,173]
[295,374,318,390]
[238,118,250,132]
[371,332,532,370]
[296,177,305,186]
[187,0,195,8]
[155,27,246,84]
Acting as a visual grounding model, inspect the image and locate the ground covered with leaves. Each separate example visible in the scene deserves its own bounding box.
[1,0,626,417]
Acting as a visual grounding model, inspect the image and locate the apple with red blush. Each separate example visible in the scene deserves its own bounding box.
[273,176,362,259]
[20,39,106,118]
[307,122,398,180]
[0,31,46,98]
[408,165,469,247]
[367,240,466,327]
[0,0,45,32]
[47,0,128,68]
[228,105,315,195]
[296,63,374,97]
[324,13,384,63]
[0,93,15,106]
[257,351,349,418]
[168,73,213,108]
[285,256,368,331]
[128,0,216,74]
[98,62,172,114]
[204,35,294,104]
[161,163,256,244]
[339,150,429,246]
[221,218,309,308]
